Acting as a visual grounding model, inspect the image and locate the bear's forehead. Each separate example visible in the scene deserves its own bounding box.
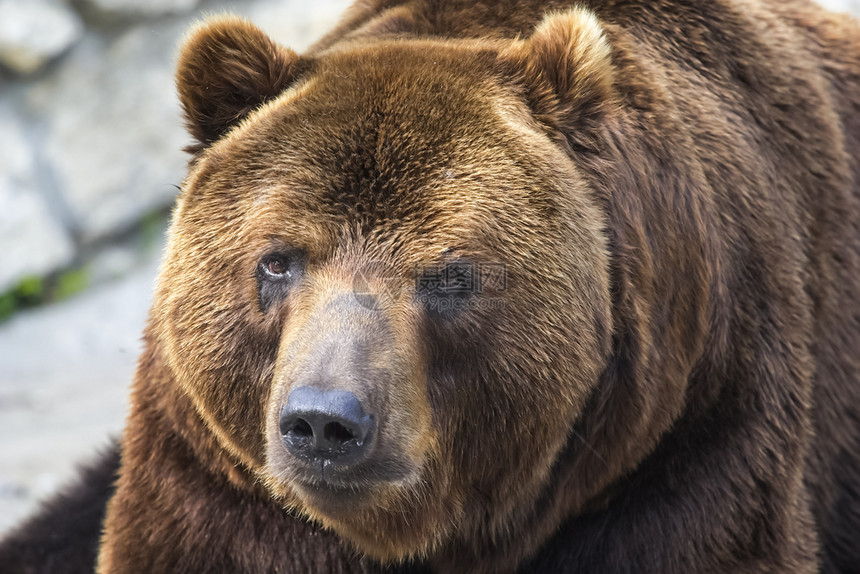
[231,41,533,170]
[182,42,563,256]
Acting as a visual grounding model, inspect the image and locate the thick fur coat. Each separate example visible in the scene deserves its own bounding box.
[1,1,859,573]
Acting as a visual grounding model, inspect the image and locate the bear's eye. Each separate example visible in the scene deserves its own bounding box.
[263,256,290,278]
[256,250,305,313]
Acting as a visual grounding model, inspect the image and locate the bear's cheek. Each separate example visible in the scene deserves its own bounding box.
[412,259,611,523]
[153,246,281,469]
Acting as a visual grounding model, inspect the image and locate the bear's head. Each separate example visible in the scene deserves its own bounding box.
[155,8,711,571]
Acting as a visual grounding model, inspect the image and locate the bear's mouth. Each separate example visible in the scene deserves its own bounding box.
[293,477,373,509]
[275,453,421,515]
[286,454,418,490]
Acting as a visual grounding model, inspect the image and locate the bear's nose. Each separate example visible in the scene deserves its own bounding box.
[279,386,374,464]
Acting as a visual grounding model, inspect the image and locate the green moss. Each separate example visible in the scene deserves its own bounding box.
[0,209,167,324]
[54,268,89,301]
[15,275,44,300]
[0,267,93,324]
[0,275,46,323]
[0,292,15,321]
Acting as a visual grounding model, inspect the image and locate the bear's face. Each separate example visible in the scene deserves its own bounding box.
[157,12,615,562]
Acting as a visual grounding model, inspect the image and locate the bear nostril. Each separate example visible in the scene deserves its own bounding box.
[324,421,356,444]
[290,418,313,438]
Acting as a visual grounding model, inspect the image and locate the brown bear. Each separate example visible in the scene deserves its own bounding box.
[2,0,860,572]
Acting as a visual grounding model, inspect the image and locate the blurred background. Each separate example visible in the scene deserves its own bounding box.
[0,0,857,536]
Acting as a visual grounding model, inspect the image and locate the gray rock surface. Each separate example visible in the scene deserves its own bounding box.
[0,0,83,75]
[240,0,352,51]
[0,105,75,291]
[79,0,201,19]
[816,0,860,12]
[0,249,160,535]
[29,23,191,243]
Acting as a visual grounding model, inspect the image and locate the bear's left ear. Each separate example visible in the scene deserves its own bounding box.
[176,16,304,151]
[501,7,616,152]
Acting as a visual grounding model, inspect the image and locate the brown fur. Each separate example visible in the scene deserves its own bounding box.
[4,1,858,573]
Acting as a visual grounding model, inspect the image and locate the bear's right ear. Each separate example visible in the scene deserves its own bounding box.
[176,17,303,152]
[501,7,616,153]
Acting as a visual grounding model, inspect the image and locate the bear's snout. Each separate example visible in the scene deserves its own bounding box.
[279,386,375,466]
[266,287,430,501]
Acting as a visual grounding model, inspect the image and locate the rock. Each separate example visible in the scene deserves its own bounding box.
[29,24,190,243]
[815,0,860,12]
[21,0,351,244]
[236,0,352,52]
[79,0,202,19]
[0,105,75,292]
[0,0,83,75]
[0,248,159,535]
